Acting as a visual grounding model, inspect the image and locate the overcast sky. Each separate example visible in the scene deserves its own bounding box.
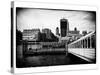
[16,8,96,34]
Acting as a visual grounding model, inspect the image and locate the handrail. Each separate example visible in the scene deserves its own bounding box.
[68,31,95,46]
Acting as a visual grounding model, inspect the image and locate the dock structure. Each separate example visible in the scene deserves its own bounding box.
[23,41,68,55]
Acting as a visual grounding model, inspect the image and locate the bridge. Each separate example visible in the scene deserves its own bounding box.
[68,31,96,62]
[22,41,67,55]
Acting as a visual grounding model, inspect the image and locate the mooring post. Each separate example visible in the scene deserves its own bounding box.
[65,42,68,56]
[23,41,27,56]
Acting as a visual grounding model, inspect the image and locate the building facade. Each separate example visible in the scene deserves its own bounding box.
[82,31,87,36]
[60,18,69,37]
[23,29,40,41]
[42,28,52,39]
[56,27,60,36]
[60,27,82,43]
[42,28,58,42]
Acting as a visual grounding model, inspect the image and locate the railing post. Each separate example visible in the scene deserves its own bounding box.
[85,38,87,48]
[81,40,83,48]
[87,38,88,48]
[83,40,84,48]
[90,36,92,48]
[79,41,81,48]
[84,39,86,48]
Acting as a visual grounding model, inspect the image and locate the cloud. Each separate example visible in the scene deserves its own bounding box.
[16,8,96,34]
[83,11,96,25]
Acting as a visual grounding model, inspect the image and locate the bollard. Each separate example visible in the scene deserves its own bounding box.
[65,43,68,56]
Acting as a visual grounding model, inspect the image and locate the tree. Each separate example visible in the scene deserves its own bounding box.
[16,29,22,45]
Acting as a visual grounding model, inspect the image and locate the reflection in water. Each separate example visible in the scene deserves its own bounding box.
[24,55,70,67]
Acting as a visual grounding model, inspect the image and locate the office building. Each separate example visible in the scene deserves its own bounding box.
[60,18,69,37]
[56,27,60,36]
[23,29,40,41]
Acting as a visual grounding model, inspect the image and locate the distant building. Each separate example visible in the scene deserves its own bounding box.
[23,29,40,41]
[59,18,83,43]
[68,27,81,40]
[68,27,80,36]
[60,18,69,37]
[82,31,87,36]
[60,27,82,43]
[56,27,60,36]
[42,28,52,39]
[42,28,58,42]
[60,18,82,42]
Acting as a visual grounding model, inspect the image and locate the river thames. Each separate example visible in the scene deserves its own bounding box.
[16,45,92,68]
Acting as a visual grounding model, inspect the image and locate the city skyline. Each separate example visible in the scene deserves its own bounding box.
[17,8,96,34]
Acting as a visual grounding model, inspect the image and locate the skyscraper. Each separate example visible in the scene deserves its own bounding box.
[60,18,69,37]
[56,27,60,36]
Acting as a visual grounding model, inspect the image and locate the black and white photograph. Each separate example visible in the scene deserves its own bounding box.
[13,4,96,69]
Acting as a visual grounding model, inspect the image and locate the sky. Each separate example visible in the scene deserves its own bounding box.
[16,8,96,34]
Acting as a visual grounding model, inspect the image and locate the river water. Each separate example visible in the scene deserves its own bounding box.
[16,45,90,68]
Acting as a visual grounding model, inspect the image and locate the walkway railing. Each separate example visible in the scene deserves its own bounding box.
[68,31,96,62]
[68,31,96,49]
